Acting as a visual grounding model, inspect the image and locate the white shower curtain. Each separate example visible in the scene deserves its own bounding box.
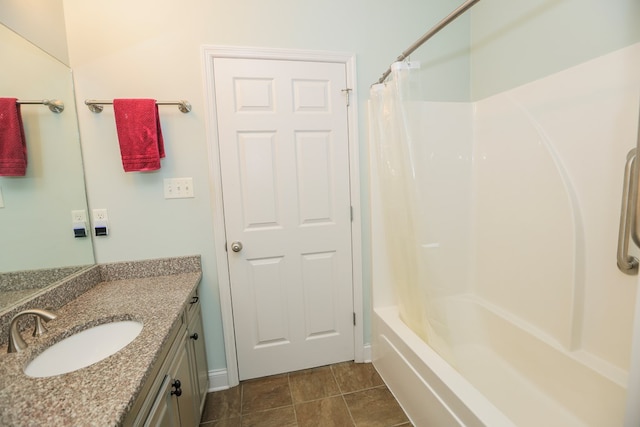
[369,62,454,362]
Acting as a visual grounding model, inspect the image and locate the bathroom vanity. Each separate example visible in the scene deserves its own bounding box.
[0,256,208,426]
[125,286,208,426]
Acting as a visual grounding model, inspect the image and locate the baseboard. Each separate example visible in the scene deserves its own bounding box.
[208,368,230,392]
[362,343,372,362]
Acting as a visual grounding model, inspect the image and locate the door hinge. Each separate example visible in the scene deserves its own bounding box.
[341,88,352,107]
[350,206,353,222]
[353,312,356,326]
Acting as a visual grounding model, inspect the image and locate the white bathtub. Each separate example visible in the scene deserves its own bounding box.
[372,299,627,427]
[369,43,640,427]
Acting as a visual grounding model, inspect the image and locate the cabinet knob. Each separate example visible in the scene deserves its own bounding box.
[171,379,182,397]
[190,332,199,340]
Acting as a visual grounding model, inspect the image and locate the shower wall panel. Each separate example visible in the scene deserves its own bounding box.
[472,42,640,371]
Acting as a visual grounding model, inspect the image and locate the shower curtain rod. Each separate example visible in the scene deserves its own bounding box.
[373,0,481,85]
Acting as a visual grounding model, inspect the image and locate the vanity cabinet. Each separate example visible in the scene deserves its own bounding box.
[186,294,209,413]
[144,332,194,427]
[126,288,209,427]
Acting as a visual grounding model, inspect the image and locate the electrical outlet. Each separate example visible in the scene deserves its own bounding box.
[71,210,88,238]
[164,177,194,199]
[92,209,109,237]
[71,210,87,223]
[93,209,108,222]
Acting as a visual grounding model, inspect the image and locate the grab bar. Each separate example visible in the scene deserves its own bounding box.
[617,147,639,275]
[632,105,640,250]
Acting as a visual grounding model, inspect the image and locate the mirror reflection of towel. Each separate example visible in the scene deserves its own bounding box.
[0,97,27,176]
[113,99,165,172]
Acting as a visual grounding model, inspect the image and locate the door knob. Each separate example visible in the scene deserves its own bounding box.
[231,241,243,252]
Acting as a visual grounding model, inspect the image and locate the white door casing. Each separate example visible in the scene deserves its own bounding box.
[203,47,363,385]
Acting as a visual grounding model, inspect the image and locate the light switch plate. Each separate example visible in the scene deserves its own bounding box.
[164,178,194,199]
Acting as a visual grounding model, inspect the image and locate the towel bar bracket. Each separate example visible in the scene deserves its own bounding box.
[44,99,64,114]
[178,101,191,113]
[86,103,103,114]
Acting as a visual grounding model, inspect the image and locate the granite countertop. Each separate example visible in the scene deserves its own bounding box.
[0,259,202,426]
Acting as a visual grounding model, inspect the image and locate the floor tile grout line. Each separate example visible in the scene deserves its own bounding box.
[292,391,344,405]
[287,372,301,426]
[331,363,357,426]
[342,383,388,397]
[330,363,346,396]
[341,393,358,427]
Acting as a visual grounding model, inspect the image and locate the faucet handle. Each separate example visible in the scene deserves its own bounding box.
[32,308,56,337]
[33,316,47,337]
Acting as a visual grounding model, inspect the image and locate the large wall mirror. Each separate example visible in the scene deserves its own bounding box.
[0,6,95,313]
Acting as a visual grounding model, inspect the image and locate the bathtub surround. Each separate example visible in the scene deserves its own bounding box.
[371,42,640,426]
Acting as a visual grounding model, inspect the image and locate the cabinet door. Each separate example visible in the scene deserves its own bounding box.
[188,304,209,411]
[143,375,180,427]
[173,333,199,427]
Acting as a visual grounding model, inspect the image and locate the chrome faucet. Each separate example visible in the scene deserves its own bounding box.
[8,309,57,353]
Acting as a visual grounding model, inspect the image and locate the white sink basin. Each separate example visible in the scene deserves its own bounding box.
[24,320,143,378]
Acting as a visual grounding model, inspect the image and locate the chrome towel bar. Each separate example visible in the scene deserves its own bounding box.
[16,99,64,113]
[84,99,191,114]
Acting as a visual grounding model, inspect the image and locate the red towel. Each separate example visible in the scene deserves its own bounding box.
[113,98,165,172]
[0,98,27,176]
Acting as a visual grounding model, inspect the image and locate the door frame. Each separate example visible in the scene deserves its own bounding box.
[202,46,363,387]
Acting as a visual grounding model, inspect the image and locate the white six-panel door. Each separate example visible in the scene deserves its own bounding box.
[213,57,354,380]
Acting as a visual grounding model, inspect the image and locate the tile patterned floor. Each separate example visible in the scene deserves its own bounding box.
[200,361,413,427]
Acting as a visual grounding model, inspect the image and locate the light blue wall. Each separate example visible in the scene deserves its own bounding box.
[63,0,468,374]
[470,0,640,100]
[0,0,69,64]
